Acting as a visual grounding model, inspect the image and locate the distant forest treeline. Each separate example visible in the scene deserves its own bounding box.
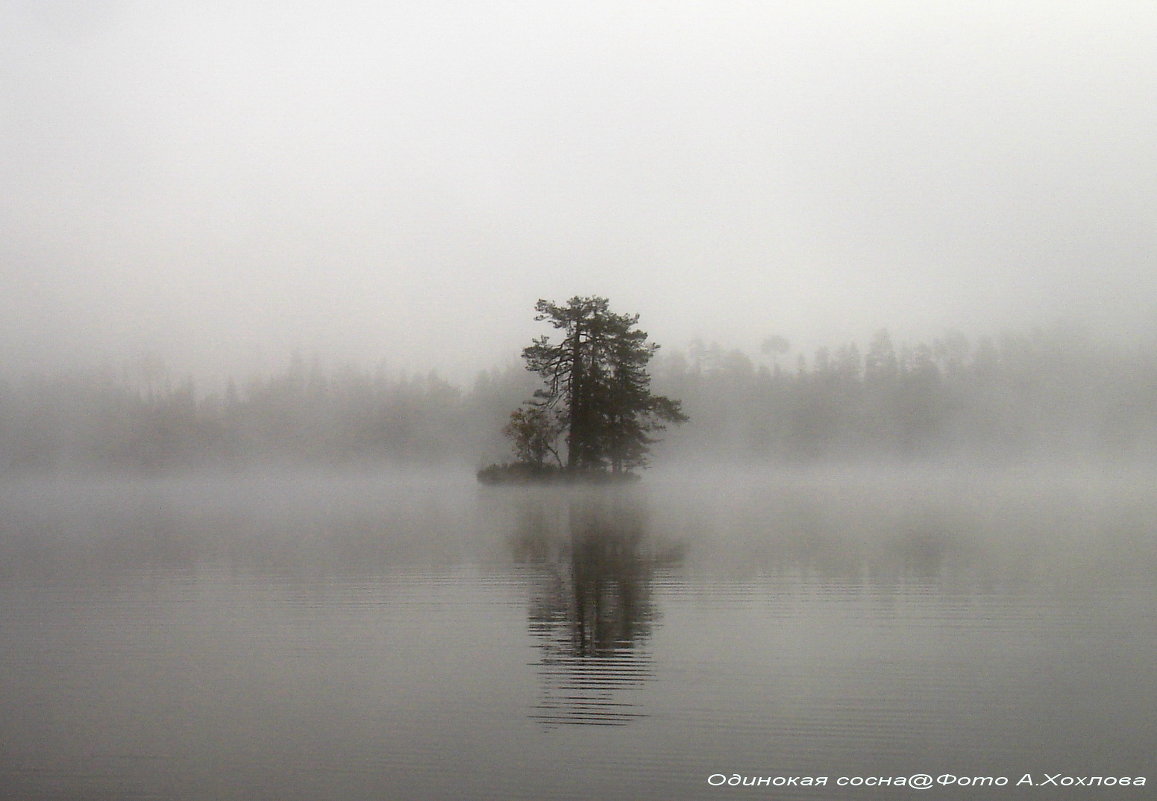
[2,325,1155,472]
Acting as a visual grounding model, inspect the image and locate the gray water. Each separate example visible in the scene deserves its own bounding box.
[1,466,1154,800]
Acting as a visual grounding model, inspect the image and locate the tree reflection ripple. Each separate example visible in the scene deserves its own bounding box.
[511,494,684,727]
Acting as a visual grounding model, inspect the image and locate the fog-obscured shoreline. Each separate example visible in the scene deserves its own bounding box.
[1,325,1154,476]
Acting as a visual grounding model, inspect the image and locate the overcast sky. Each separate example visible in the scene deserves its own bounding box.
[3,0,1155,386]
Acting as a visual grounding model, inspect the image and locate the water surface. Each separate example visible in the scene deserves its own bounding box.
[1,466,1153,799]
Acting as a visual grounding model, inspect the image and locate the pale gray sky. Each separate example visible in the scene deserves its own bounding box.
[3,0,1155,385]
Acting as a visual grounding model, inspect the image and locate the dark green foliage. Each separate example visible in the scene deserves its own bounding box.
[510,297,688,474]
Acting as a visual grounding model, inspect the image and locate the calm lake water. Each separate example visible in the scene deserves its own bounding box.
[1,466,1154,800]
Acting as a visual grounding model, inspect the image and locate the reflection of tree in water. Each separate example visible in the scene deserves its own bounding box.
[511,495,684,727]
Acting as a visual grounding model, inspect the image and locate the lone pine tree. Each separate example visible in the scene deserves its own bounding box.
[507,296,687,475]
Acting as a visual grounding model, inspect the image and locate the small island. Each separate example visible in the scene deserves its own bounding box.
[478,296,687,484]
